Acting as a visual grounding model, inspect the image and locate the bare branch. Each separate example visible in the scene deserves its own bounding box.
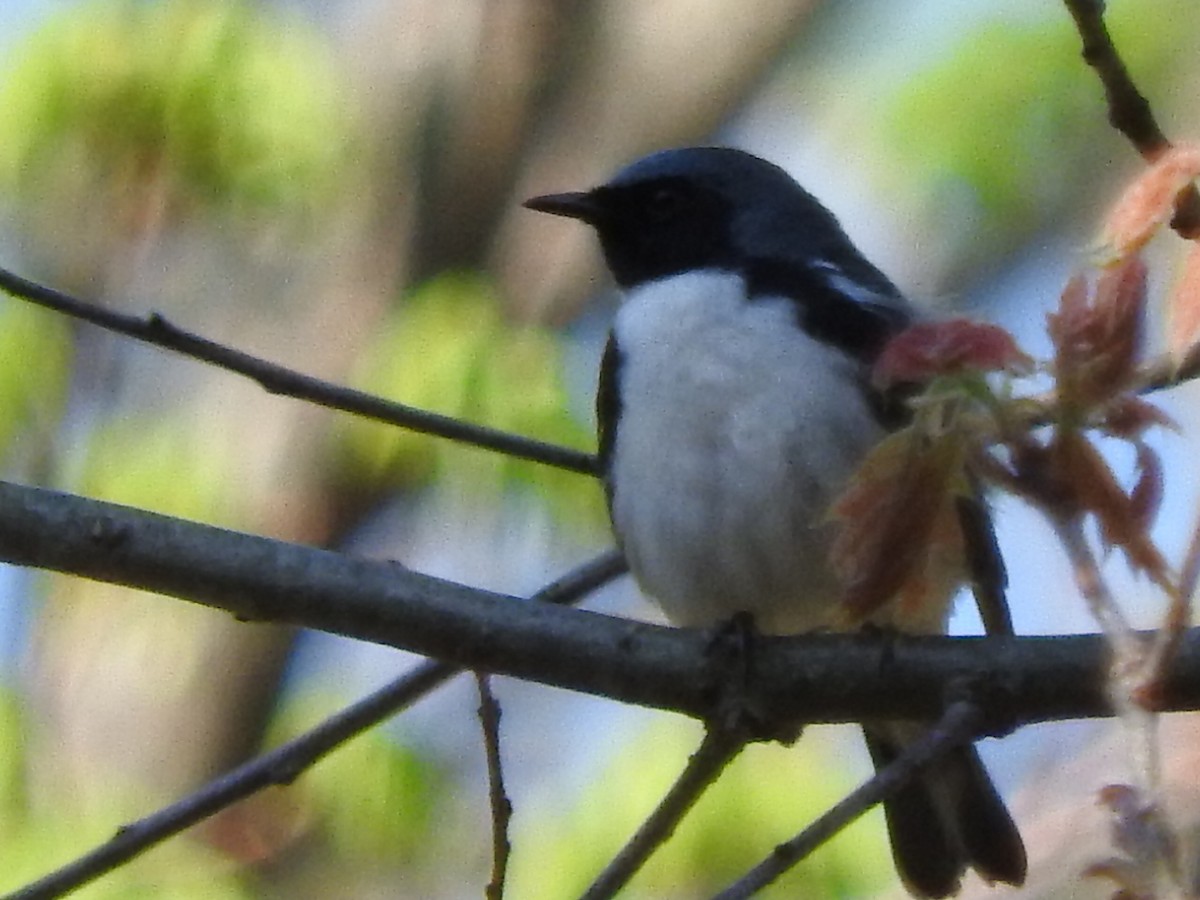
[1062,0,1200,237]
[580,728,746,900]
[1138,508,1196,704]
[2,550,625,900]
[3,479,1200,729]
[476,673,512,900]
[713,699,983,899]
[0,265,598,476]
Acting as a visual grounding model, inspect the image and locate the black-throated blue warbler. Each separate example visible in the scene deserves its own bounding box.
[526,147,1026,898]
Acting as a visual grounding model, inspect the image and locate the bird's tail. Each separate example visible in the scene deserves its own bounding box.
[862,723,1027,899]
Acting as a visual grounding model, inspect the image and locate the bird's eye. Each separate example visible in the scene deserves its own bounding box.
[644,187,685,223]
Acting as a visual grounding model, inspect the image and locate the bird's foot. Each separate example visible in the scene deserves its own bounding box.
[703,612,801,744]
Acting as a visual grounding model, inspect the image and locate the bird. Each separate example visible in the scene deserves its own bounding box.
[524,146,1027,898]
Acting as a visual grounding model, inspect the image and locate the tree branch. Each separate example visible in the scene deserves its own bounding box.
[1062,0,1200,237]
[3,479,1200,730]
[0,265,598,476]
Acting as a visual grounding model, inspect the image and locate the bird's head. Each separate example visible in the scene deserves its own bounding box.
[524,147,855,289]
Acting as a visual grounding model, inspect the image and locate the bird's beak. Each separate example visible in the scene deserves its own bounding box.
[523,190,602,223]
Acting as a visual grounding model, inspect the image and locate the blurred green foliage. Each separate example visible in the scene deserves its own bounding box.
[511,721,890,899]
[0,687,25,830]
[887,23,1094,223]
[0,0,355,224]
[333,273,605,531]
[0,684,457,897]
[0,301,71,468]
[883,0,1200,264]
[75,413,241,528]
[0,689,251,899]
[269,694,451,868]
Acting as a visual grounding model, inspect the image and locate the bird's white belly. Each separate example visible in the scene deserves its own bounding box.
[608,272,884,634]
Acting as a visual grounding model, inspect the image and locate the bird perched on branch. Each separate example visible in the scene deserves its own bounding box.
[525,146,1026,897]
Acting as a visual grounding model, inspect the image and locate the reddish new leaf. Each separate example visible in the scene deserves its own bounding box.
[1048,257,1147,409]
[830,428,966,621]
[1053,432,1169,581]
[1101,396,1177,439]
[1083,784,1179,900]
[1046,275,1091,390]
[1081,858,1146,900]
[1167,242,1200,368]
[1130,442,1165,535]
[873,319,1030,389]
[1102,145,1200,258]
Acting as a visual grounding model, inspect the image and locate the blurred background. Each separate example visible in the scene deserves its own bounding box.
[0,0,1199,897]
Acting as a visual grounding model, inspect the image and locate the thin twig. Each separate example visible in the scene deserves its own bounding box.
[2,550,626,900]
[1140,511,1200,698]
[974,345,1200,443]
[1062,0,1200,237]
[713,699,983,899]
[1174,513,1200,627]
[476,673,512,900]
[580,727,746,900]
[1046,512,1184,894]
[0,265,598,476]
[1050,513,1140,661]
[1047,513,1158,801]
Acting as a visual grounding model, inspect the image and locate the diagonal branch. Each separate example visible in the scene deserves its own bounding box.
[0,265,598,476]
[5,258,1200,487]
[580,727,746,900]
[713,699,983,899]
[3,550,626,900]
[1062,0,1200,237]
[5,661,455,900]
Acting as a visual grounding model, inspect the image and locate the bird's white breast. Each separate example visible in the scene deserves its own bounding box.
[609,270,885,633]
